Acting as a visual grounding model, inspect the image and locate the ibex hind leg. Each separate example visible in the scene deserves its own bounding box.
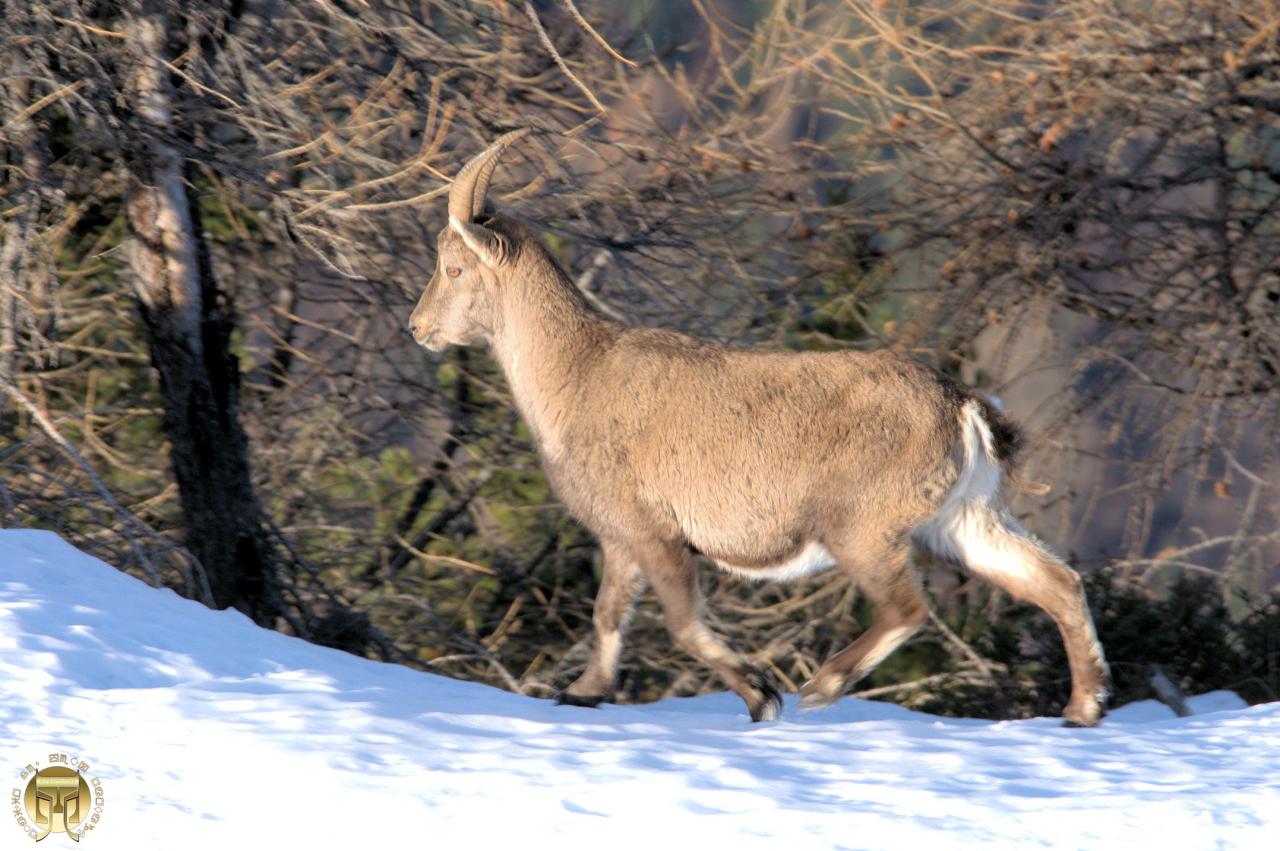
[918,503,1111,726]
[799,541,928,711]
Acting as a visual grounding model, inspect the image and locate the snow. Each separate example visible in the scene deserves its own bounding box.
[1,529,1277,850]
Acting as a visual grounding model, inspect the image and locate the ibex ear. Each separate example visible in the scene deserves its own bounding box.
[450,216,513,268]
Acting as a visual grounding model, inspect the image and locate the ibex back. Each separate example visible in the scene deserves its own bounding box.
[409,130,1110,726]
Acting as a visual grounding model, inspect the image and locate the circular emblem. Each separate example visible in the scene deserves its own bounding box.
[10,755,104,843]
[25,767,91,841]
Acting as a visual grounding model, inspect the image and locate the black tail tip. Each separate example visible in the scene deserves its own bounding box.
[973,394,1024,466]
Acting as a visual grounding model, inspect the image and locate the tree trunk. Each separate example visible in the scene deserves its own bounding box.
[123,7,279,624]
[0,59,41,420]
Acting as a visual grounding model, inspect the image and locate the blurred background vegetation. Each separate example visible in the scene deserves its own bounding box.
[2,0,1278,717]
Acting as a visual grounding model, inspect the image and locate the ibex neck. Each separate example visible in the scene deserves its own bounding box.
[490,267,611,459]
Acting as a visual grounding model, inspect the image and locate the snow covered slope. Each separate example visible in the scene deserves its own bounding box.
[1,529,1276,850]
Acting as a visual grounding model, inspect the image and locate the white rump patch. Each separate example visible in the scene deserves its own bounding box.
[713,541,836,583]
[913,400,1031,585]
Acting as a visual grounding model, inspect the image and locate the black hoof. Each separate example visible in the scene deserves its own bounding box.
[554,691,606,708]
[745,671,783,722]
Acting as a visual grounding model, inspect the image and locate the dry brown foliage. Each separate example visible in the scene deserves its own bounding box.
[2,0,1276,714]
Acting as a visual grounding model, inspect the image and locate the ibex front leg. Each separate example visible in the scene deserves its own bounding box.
[556,539,646,708]
[640,541,783,722]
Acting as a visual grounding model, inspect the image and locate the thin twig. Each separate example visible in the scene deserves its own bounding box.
[573,250,626,321]
[560,0,639,67]
[524,1,607,113]
[0,81,85,132]
[51,15,125,39]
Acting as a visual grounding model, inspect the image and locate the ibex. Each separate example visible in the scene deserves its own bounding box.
[409,130,1111,726]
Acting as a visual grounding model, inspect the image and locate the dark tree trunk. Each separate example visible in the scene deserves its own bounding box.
[0,57,43,421]
[123,7,279,624]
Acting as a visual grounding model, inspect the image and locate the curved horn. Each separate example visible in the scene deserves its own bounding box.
[447,128,531,223]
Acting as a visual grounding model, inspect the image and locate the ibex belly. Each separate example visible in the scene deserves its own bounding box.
[709,541,836,582]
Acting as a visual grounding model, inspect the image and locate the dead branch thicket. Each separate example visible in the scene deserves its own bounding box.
[861,1,1280,596]
[2,0,1277,714]
[1,0,877,701]
[843,0,1280,708]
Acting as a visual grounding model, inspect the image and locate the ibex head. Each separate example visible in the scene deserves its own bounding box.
[409,129,529,351]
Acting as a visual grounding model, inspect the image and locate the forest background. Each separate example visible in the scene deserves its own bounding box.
[3,0,1278,718]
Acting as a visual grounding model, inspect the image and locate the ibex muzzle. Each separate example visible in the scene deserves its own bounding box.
[409,132,1110,726]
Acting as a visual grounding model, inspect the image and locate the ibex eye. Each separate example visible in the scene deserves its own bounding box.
[446,267,462,278]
